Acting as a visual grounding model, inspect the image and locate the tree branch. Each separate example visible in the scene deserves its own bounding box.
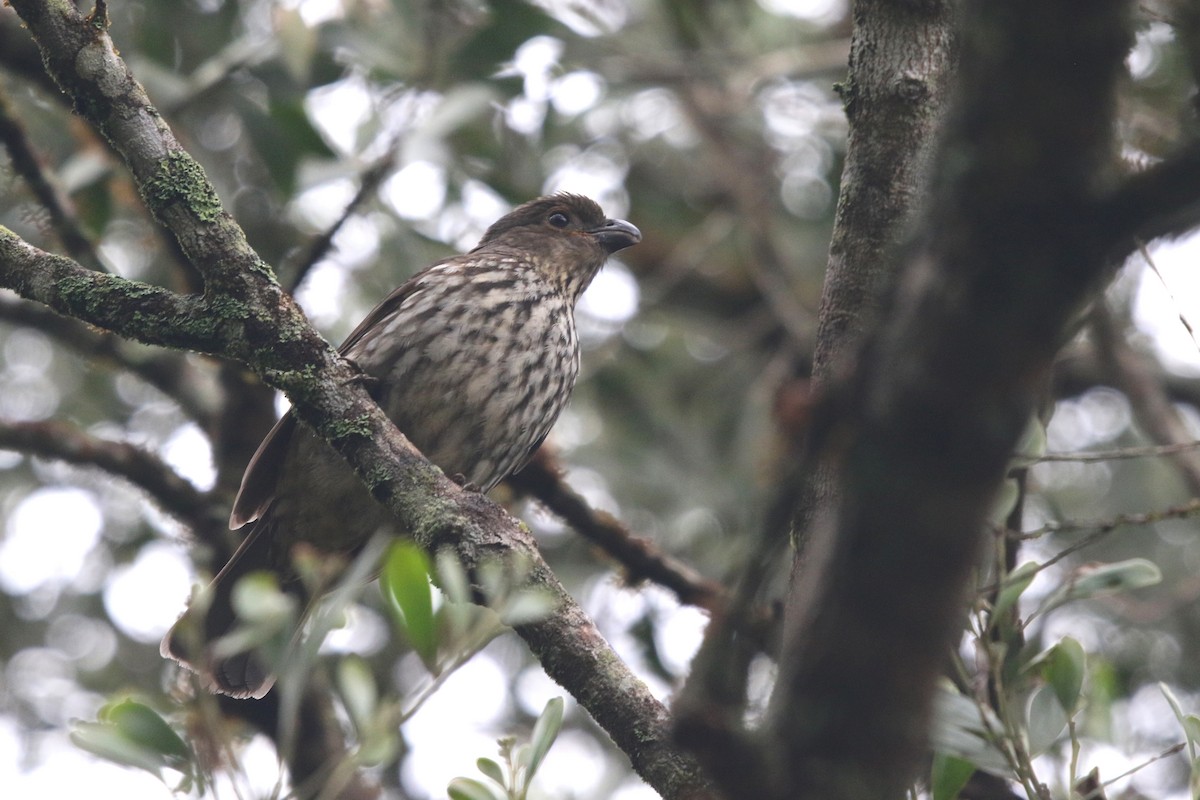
[0,81,106,271]
[0,418,219,525]
[509,449,727,611]
[283,151,395,294]
[674,5,961,794]
[0,231,232,354]
[1090,302,1200,495]
[1097,141,1200,246]
[0,294,216,424]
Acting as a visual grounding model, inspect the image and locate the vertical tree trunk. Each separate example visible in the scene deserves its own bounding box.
[769,1,1132,798]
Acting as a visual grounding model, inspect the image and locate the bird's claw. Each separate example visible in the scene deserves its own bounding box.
[342,357,381,391]
[451,473,483,492]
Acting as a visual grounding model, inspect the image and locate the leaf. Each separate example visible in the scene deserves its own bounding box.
[70,699,191,780]
[72,722,169,778]
[1043,637,1086,714]
[1027,685,1068,756]
[477,559,507,605]
[1162,683,1198,761]
[336,656,377,735]
[525,697,564,779]
[1039,559,1163,618]
[988,478,1021,526]
[1185,716,1200,760]
[102,699,190,762]
[230,572,296,624]
[929,684,1010,773]
[1011,417,1048,467]
[931,752,976,800]
[476,757,506,789]
[381,541,437,667]
[992,561,1039,621]
[1065,559,1161,601]
[498,588,557,626]
[447,777,504,800]
[436,550,472,605]
[357,732,400,768]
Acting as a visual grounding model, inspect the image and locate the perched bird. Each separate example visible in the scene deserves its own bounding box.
[162,194,640,698]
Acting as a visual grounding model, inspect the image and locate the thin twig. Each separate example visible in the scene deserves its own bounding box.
[285,151,396,294]
[1010,497,1200,542]
[1102,742,1188,790]
[1026,440,1200,463]
[0,81,107,271]
[1091,303,1200,494]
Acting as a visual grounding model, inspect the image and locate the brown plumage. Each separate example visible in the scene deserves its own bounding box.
[162,194,640,698]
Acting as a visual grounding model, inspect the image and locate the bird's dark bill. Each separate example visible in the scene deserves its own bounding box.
[589,218,642,254]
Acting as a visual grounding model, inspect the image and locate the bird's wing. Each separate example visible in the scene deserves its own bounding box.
[229,411,297,528]
[229,266,441,529]
[512,429,552,478]
[336,263,446,355]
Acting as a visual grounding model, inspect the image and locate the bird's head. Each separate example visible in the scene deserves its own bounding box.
[474,193,641,299]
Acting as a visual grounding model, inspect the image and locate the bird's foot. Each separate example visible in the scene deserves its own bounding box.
[451,473,483,493]
[341,357,381,391]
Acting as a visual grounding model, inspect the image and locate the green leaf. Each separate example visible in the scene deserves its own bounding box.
[1162,683,1198,761]
[1043,637,1086,714]
[70,699,191,780]
[1027,684,1068,756]
[230,572,296,624]
[1065,558,1161,601]
[447,777,504,800]
[381,541,437,667]
[988,478,1021,526]
[336,656,377,735]
[993,561,1039,621]
[1038,559,1163,619]
[1011,417,1048,466]
[929,684,1010,773]
[354,722,400,767]
[1185,716,1200,758]
[525,697,564,779]
[931,752,976,800]
[436,550,472,605]
[477,559,507,605]
[476,757,506,789]
[72,722,169,778]
[102,699,190,762]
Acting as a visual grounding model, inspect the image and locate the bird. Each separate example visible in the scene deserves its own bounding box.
[162,193,641,699]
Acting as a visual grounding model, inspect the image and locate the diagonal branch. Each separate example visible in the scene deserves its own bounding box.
[1090,302,1200,495]
[1098,141,1200,247]
[0,81,106,271]
[509,449,727,610]
[284,151,396,294]
[0,418,219,525]
[0,231,235,355]
[0,294,215,424]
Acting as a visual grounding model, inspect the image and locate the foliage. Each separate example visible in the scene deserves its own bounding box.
[448,697,565,800]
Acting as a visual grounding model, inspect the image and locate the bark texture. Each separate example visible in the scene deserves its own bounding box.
[769,2,1137,799]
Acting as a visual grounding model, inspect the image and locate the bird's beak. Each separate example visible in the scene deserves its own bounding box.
[588,218,642,254]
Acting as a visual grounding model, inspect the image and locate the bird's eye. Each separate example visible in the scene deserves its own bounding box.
[548,212,570,228]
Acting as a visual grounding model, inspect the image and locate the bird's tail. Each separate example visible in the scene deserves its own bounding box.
[161,520,305,699]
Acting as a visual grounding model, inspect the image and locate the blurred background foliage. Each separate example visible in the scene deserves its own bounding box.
[3,0,1200,797]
